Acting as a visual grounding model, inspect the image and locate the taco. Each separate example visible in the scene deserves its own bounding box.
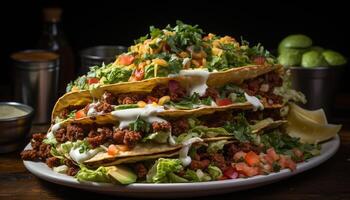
[52,66,301,123]
[66,21,278,93]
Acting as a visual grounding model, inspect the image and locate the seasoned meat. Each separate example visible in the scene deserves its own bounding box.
[87,127,113,148]
[20,150,37,161]
[37,143,51,159]
[189,159,210,170]
[123,130,142,147]
[46,157,61,168]
[113,129,142,148]
[32,133,46,142]
[66,124,85,141]
[117,93,144,105]
[55,128,67,143]
[150,85,169,98]
[210,153,227,171]
[94,102,114,113]
[151,121,171,132]
[170,118,189,136]
[101,91,117,105]
[168,80,186,102]
[67,167,79,176]
[113,129,126,144]
[134,163,148,179]
[203,87,219,99]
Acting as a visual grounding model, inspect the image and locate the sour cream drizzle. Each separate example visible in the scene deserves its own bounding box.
[69,147,101,164]
[179,69,209,96]
[179,137,203,166]
[111,105,165,129]
[244,92,264,111]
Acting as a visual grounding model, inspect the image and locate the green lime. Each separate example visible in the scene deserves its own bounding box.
[301,50,329,68]
[322,50,347,66]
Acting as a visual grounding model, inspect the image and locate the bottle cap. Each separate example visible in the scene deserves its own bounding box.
[43,7,62,22]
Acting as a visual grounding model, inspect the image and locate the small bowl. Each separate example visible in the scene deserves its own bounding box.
[0,102,34,153]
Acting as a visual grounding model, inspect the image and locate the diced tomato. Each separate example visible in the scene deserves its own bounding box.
[134,68,145,81]
[147,96,158,104]
[233,151,247,161]
[234,162,259,177]
[87,77,99,85]
[75,109,86,119]
[108,144,118,156]
[216,98,233,106]
[279,155,297,171]
[223,166,238,179]
[267,148,280,162]
[253,56,266,65]
[245,151,260,166]
[119,54,135,65]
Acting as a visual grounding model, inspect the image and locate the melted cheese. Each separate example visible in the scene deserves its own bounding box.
[244,93,264,111]
[179,69,209,96]
[179,137,203,166]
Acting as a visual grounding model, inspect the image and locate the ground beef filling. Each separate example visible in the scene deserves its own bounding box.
[241,72,283,105]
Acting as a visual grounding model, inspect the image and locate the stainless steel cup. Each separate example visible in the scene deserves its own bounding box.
[11,50,59,124]
[79,45,127,75]
[290,66,344,119]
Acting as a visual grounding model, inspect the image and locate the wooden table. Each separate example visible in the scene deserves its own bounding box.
[1,124,349,200]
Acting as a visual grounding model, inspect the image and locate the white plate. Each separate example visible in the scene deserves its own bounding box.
[23,135,340,198]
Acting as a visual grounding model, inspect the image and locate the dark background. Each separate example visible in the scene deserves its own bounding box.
[1,0,349,116]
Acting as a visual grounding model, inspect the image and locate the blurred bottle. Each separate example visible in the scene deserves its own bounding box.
[37,7,75,96]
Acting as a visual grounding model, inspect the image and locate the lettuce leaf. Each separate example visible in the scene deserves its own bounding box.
[146,158,183,183]
[207,165,223,180]
[207,140,228,154]
[142,132,171,144]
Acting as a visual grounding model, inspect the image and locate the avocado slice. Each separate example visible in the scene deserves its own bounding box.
[301,50,329,68]
[322,50,347,66]
[106,166,137,185]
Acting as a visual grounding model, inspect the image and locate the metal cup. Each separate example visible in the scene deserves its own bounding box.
[79,45,127,75]
[290,66,344,119]
[11,50,59,124]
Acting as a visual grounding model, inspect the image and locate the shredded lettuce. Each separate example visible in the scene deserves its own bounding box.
[142,131,171,144]
[207,140,228,154]
[184,169,211,182]
[146,158,183,183]
[43,132,57,146]
[207,165,223,180]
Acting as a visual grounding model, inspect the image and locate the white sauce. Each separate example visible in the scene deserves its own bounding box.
[87,102,104,116]
[182,58,191,66]
[111,104,165,129]
[179,137,203,166]
[69,147,101,164]
[179,69,209,96]
[244,92,264,111]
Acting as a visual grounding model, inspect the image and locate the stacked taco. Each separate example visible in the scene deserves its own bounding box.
[21,21,340,184]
